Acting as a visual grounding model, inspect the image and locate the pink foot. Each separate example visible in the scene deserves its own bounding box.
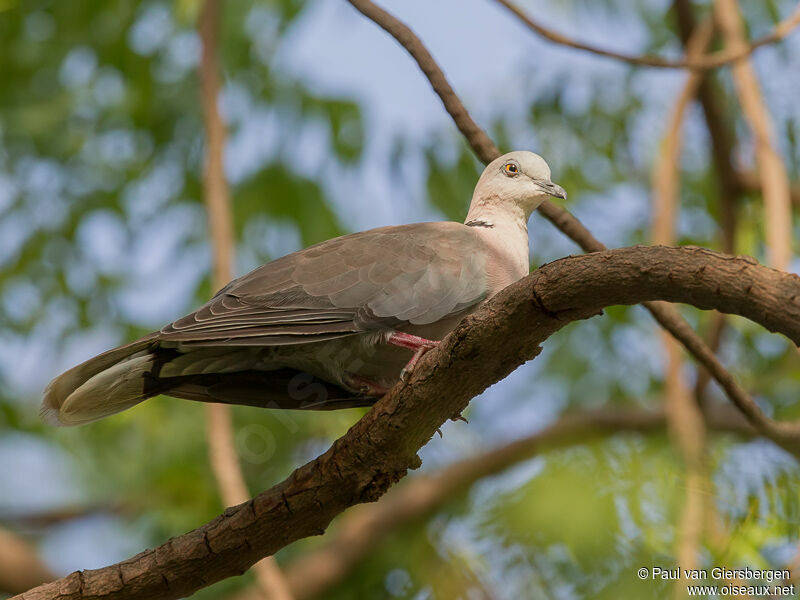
[387,331,441,381]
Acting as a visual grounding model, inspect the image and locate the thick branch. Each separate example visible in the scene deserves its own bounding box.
[344,0,793,460]
[16,245,800,600]
[494,0,800,70]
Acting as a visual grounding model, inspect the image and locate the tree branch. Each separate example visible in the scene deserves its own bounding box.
[493,0,800,70]
[652,19,712,245]
[651,24,714,591]
[199,2,293,598]
[738,170,800,208]
[715,0,794,271]
[228,406,755,600]
[674,0,743,252]
[0,504,128,528]
[344,0,797,464]
[15,245,800,600]
[672,0,742,411]
[0,526,55,596]
[345,0,500,165]
[199,0,234,293]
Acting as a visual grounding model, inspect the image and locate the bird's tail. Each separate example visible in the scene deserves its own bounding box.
[42,335,377,426]
[41,335,160,426]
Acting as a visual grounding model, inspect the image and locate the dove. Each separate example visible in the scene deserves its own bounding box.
[42,151,566,426]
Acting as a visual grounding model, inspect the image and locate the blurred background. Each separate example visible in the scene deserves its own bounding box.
[1,0,800,598]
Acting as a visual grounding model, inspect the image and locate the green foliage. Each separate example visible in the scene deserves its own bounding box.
[234,164,343,248]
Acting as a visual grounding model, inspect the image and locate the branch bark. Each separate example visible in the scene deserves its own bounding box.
[228,406,755,600]
[715,0,794,271]
[15,245,800,600]
[345,0,798,460]
[493,0,800,70]
[199,2,293,598]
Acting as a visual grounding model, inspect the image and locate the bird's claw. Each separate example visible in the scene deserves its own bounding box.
[399,340,440,381]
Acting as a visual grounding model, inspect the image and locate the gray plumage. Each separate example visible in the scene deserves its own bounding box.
[42,151,566,426]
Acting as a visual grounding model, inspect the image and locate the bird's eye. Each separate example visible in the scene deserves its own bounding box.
[503,162,519,176]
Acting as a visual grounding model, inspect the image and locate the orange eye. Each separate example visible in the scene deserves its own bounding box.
[503,163,519,175]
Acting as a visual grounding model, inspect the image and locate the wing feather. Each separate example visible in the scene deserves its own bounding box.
[157,222,489,346]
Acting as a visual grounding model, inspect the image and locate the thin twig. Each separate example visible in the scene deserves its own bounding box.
[693,311,727,404]
[344,0,800,447]
[198,1,294,599]
[494,0,800,70]
[0,503,128,527]
[345,0,500,165]
[715,0,793,271]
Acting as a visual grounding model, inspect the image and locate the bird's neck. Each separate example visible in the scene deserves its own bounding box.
[464,199,531,283]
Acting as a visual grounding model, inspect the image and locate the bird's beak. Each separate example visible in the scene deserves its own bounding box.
[535,180,567,201]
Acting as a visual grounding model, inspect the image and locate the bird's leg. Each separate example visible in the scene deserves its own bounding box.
[387,331,440,381]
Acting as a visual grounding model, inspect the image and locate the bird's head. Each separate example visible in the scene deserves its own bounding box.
[470,151,567,220]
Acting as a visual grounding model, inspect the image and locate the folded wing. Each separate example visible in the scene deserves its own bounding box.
[159,222,489,347]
